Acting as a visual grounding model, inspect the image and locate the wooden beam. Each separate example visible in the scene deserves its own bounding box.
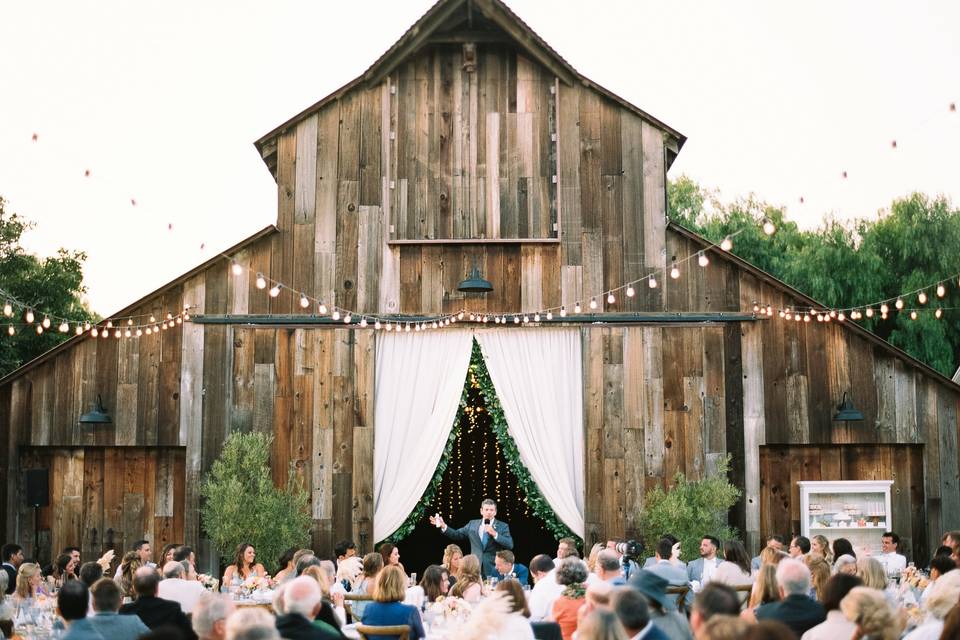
[191,312,759,326]
[387,238,560,246]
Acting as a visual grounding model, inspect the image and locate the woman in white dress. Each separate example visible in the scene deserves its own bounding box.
[713,540,753,587]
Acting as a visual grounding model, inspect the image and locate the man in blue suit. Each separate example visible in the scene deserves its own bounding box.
[493,550,529,585]
[62,578,150,640]
[430,498,514,578]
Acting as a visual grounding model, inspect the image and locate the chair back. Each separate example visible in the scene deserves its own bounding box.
[665,585,690,613]
[356,623,411,640]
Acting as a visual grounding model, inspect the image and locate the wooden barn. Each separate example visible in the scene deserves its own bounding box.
[1,0,958,570]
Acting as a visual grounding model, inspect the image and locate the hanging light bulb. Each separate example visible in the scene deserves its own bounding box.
[145,327,152,335]
[404,323,411,332]
[546,311,553,320]
[7,325,14,336]
[881,312,888,320]
[255,273,267,289]
[91,327,99,337]
[269,284,281,298]
[560,306,567,318]
[910,310,918,320]
[332,310,340,321]
[817,314,824,322]
[374,319,382,330]
[458,311,465,320]
[865,308,874,318]
[589,298,598,310]
[918,291,928,304]
[385,323,393,332]
[106,320,113,329]
[494,316,501,324]
[534,313,541,322]
[766,305,773,316]
[299,294,310,309]
[752,301,760,313]
[42,317,51,329]
[101,329,109,339]
[895,298,904,310]
[606,293,615,304]
[343,313,352,324]
[880,303,889,314]
[176,317,182,324]
[698,251,709,267]
[762,218,776,236]
[935,308,943,319]
[359,317,368,328]
[648,275,658,289]
[136,328,143,337]
[58,322,69,333]
[2,302,11,317]
[149,315,156,323]
[779,310,785,318]
[318,302,327,315]
[114,329,121,339]
[127,318,133,326]
[934,283,945,298]
[838,312,846,322]
[803,313,811,322]
[232,262,243,276]
[720,236,733,251]
[415,323,421,332]
[574,302,582,314]
[36,325,43,335]
[75,325,83,335]
[523,315,530,324]
[785,311,792,320]
[125,328,132,338]
[626,285,635,298]
[670,263,680,279]
[513,315,520,324]
[25,309,34,324]
[829,310,837,318]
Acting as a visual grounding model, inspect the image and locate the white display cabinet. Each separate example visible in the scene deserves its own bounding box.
[798,480,893,555]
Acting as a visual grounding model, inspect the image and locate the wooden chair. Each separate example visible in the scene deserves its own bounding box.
[665,586,690,613]
[343,592,373,622]
[355,624,411,640]
[734,584,753,610]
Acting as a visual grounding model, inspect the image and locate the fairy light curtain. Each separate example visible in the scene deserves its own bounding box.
[373,328,585,541]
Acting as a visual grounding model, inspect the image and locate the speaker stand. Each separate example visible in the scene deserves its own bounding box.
[33,505,40,563]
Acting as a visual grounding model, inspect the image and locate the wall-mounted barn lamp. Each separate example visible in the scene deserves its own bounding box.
[79,394,112,425]
[833,392,864,422]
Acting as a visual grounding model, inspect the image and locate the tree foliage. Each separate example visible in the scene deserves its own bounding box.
[668,177,960,376]
[638,456,741,563]
[200,432,312,573]
[0,196,95,377]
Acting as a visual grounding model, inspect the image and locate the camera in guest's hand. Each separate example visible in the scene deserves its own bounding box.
[615,539,643,561]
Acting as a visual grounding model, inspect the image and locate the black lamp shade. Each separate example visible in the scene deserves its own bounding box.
[79,395,112,425]
[457,266,493,293]
[833,392,864,422]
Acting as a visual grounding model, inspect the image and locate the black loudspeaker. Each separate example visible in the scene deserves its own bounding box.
[25,469,49,507]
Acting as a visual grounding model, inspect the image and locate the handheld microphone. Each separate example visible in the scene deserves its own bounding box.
[483,518,491,525]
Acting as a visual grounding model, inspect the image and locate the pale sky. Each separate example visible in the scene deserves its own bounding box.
[1,1,958,315]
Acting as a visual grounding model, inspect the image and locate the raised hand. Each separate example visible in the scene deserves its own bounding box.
[429,513,445,529]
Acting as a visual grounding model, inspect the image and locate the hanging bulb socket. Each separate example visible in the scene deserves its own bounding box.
[720,236,733,251]
[255,273,267,289]
[698,251,709,267]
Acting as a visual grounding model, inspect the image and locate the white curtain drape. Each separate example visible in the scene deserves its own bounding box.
[475,329,585,537]
[373,330,474,541]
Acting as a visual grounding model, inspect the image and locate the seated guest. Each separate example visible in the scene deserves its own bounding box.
[275,548,298,583]
[687,537,722,586]
[441,544,463,591]
[595,549,626,586]
[494,579,535,639]
[800,574,861,640]
[334,540,357,587]
[119,566,196,639]
[335,556,362,597]
[291,549,315,575]
[712,540,753,588]
[229,607,282,640]
[78,561,103,588]
[577,608,631,640]
[296,554,323,578]
[831,538,855,564]
[351,552,382,621]
[690,583,740,636]
[696,615,749,640]
[611,586,670,640]
[49,552,79,590]
[173,545,196,569]
[192,592,236,640]
[158,560,205,613]
[754,559,825,636]
[920,554,957,606]
[550,557,588,640]
[587,543,604,573]
[854,557,888,591]
[627,570,692,640]
[113,540,154,579]
[834,554,857,576]
[528,554,564,622]
[876,531,907,577]
[743,564,779,621]
[643,535,683,569]
[117,551,143,601]
[406,564,448,607]
[77,578,151,640]
[900,570,960,640]
[804,555,831,601]
[494,549,529,585]
[14,562,45,603]
[557,538,579,561]
[810,535,833,564]
[223,543,267,586]
[160,543,180,567]
[300,565,346,631]
[450,554,483,603]
[647,538,689,607]
[361,565,425,640]
[789,536,811,558]
[2,544,24,596]
[839,587,899,640]
[751,536,785,572]
[274,577,342,640]
[379,543,402,570]
[57,581,91,639]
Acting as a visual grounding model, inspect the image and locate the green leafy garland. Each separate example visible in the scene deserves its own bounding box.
[382,339,580,545]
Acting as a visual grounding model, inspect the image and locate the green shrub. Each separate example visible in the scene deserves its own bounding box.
[200,432,311,573]
[638,456,741,564]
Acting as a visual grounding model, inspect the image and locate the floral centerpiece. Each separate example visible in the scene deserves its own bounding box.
[425,595,472,627]
[198,574,219,592]
[239,575,276,598]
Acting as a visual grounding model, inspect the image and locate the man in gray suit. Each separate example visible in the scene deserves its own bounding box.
[751,534,785,572]
[686,536,722,585]
[647,537,690,607]
[430,498,514,578]
[62,578,150,640]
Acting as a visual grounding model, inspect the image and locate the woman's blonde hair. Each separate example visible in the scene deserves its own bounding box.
[576,609,628,640]
[924,568,960,619]
[805,555,831,601]
[697,615,749,640]
[759,547,788,567]
[450,554,481,598]
[373,565,407,603]
[839,587,899,640]
[587,543,604,573]
[748,564,780,608]
[302,565,330,598]
[119,550,142,598]
[854,557,887,590]
[812,535,834,564]
[15,562,40,599]
[442,544,463,576]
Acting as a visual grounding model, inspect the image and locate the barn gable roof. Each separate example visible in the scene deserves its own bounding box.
[253,0,686,177]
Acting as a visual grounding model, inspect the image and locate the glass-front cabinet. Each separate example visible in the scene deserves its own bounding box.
[798,480,893,555]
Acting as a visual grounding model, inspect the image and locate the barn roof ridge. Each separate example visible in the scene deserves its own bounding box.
[668,220,960,392]
[253,0,686,173]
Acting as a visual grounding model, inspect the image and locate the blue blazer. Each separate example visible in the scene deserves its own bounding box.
[442,518,514,578]
[361,601,425,640]
[494,562,529,585]
[64,612,150,640]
